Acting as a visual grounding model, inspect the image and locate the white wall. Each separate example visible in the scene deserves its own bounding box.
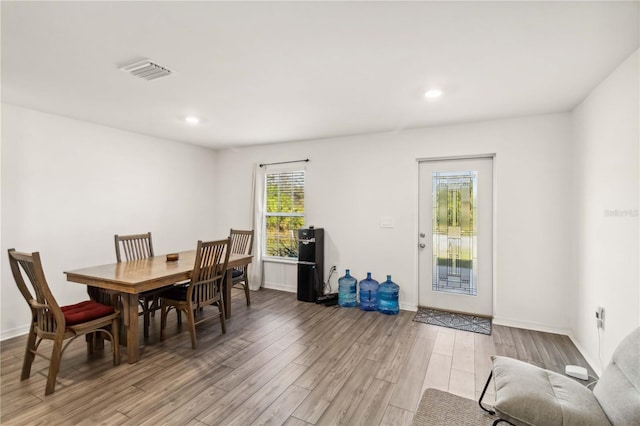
[4,50,635,369]
[571,50,639,373]
[1,104,218,340]
[215,113,575,333]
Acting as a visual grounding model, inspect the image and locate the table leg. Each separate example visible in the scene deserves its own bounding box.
[225,270,232,319]
[121,293,140,363]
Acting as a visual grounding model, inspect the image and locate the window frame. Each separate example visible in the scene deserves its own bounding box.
[262,168,305,260]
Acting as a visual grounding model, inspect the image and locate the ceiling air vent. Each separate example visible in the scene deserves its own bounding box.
[120,59,173,81]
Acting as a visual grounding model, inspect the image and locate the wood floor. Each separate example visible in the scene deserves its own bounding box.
[0,288,595,425]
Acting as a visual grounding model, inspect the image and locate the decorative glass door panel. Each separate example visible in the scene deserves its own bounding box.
[418,158,493,316]
[432,171,477,296]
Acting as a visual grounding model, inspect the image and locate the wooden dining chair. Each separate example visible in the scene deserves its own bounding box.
[87,232,158,336]
[229,229,254,306]
[114,232,172,337]
[114,232,154,263]
[8,249,120,395]
[160,238,230,349]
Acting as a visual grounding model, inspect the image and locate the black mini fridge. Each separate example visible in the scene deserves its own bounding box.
[297,227,324,302]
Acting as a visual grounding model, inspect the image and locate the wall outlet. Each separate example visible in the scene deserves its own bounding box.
[596,306,605,329]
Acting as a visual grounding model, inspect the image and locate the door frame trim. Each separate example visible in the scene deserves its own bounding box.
[414,154,498,317]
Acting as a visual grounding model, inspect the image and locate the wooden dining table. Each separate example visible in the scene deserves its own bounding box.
[64,250,252,363]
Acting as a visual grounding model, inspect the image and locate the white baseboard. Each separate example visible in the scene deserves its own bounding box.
[262,282,296,293]
[400,303,418,312]
[492,316,570,336]
[483,318,602,375]
[567,331,602,376]
[261,286,416,314]
[402,310,572,336]
[1,325,29,342]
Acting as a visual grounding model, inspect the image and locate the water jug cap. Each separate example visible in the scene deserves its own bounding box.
[366,272,371,278]
[387,275,392,280]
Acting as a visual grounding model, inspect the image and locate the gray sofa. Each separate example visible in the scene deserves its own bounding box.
[479,327,640,425]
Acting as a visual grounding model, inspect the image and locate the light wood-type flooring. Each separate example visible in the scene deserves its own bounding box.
[0,288,595,425]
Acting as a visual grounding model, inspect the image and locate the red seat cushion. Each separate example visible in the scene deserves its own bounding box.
[61,300,114,325]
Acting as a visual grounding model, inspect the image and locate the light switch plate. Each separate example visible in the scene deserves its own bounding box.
[380,216,394,228]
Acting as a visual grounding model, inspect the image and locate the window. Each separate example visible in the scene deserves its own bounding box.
[432,171,477,296]
[265,170,305,258]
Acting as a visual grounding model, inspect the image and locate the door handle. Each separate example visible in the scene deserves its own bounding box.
[419,243,426,249]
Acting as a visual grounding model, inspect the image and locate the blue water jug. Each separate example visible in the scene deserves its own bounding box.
[359,272,379,311]
[378,275,399,315]
[338,269,357,307]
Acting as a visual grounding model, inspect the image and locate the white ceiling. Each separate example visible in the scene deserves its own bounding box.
[2,1,638,149]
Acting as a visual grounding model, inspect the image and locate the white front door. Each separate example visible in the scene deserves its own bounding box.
[418,157,493,316]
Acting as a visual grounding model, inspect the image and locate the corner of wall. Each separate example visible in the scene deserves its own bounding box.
[569,49,639,369]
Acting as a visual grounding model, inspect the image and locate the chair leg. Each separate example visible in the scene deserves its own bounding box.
[218,300,226,334]
[143,307,150,338]
[151,295,159,317]
[243,279,251,306]
[21,325,37,381]
[160,302,168,341]
[86,333,95,355]
[45,337,64,395]
[144,296,154,338]
[479,371,496,415]
[112,318,120,366]
[94,332,105,350]
[185,306,197,349]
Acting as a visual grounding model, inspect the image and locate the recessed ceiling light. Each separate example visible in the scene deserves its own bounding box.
[185,116,200,124]
[424,89,443,99]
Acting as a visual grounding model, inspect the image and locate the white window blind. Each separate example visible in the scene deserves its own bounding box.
[265,170,305,258]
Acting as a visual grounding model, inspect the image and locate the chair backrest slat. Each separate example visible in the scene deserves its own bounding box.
[189,239,230,307]
[114,232,154,262]
[8,249,64,335]
[229,229,254,256]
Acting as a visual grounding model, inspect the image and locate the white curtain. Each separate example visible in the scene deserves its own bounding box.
[249,164,265,290]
